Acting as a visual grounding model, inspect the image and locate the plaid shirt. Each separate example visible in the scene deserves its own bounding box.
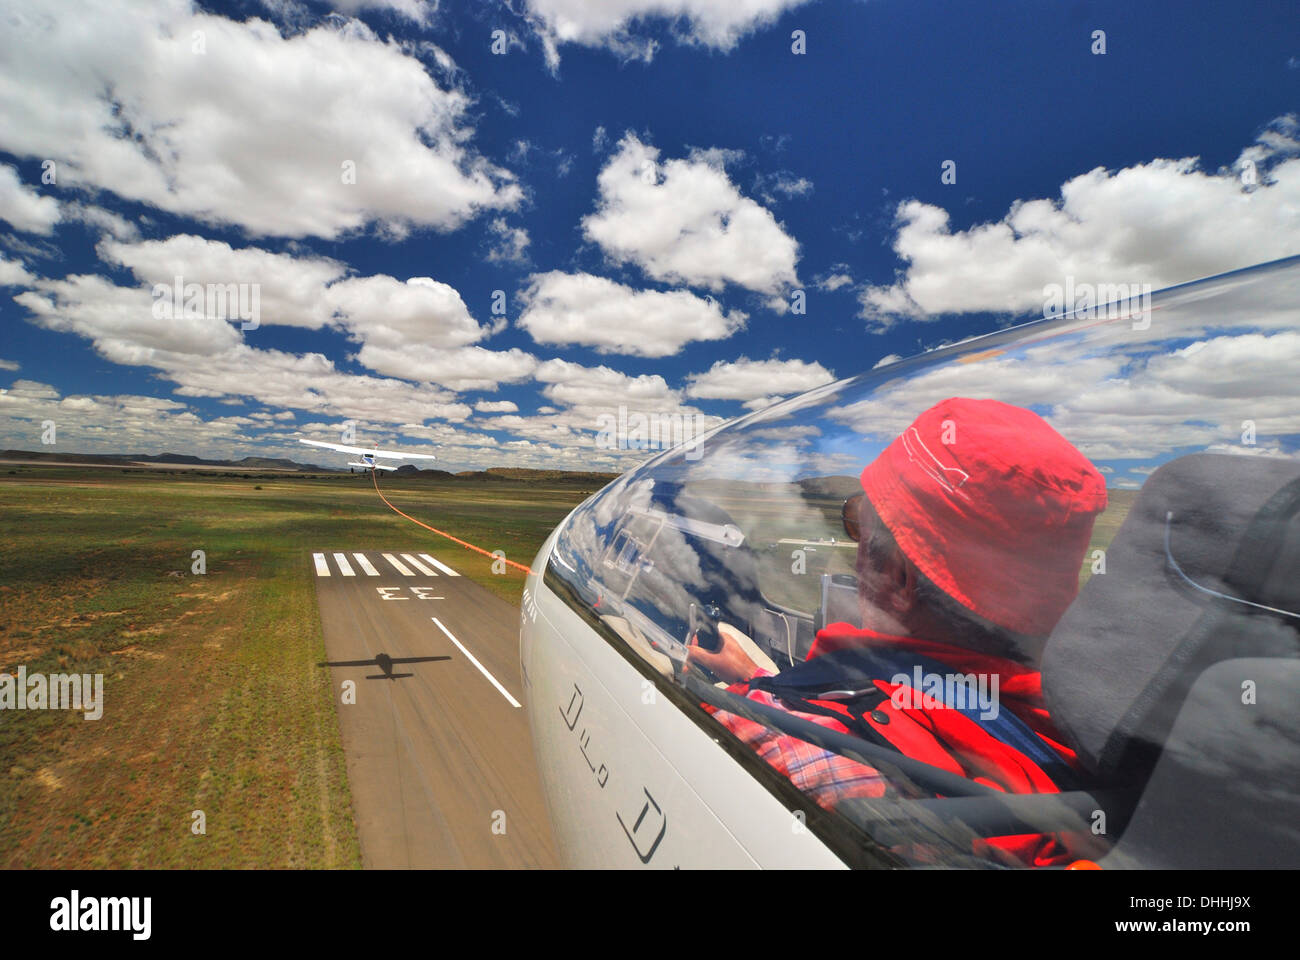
[708,669,891,810]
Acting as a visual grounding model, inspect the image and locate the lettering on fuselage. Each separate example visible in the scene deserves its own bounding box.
[557,681,668,864]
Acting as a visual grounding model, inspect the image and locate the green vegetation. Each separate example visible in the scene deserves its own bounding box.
[0,465,600,868]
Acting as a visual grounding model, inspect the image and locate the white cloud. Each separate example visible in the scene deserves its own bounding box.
[521,0,814,65]
[468,356,727,469]
[0,358,19,371]
[15,274,242,358]
[98,234,496,352]
[859,115,1300,327]
[326,274,486,348]
[474,399,519,413]
[534,356,681,409]
[685,356,834,402]
[160,345,474,424]
[325,0,439,26]
[753,170,813,205]
[100,235,346,330]
[518,270,745,357]
[815,264,853,292]
[62,202,139,242]
[0,379,282,459]
[354,343,539,391]
[582,134,800,294]
[0,0,521,240]
[485,218,531,264]
[0,253,33,287]
[0,165,60,235]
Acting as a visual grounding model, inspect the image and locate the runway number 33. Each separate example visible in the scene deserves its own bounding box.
[376,586,443,600]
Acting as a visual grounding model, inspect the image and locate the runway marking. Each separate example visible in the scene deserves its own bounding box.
[313,553,331,576]
[352,553,380,576]
[401,553,437,576]
[382,553,415,576]
[432,617,521,709]
[419,553,461,577]
[333,552,356,576]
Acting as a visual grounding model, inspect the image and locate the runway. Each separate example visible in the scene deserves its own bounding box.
[312,549,559,868]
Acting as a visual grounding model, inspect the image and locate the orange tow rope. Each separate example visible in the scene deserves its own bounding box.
[371,468,535,576]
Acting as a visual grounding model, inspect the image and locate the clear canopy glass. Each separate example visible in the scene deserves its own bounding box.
[545,257,1300,868]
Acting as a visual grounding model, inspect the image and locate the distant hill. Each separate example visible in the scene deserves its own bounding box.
[397,465,618,484]
[1,449,333,472]
[1,449,621,484]
[456,467,620,484]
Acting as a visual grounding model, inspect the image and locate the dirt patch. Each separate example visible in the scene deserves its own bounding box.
[34,767,64,791]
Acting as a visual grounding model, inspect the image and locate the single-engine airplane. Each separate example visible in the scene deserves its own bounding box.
[520,255,1300,870]
[298,437,438,472]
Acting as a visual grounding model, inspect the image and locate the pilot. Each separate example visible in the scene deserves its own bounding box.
[686,397,1108,866]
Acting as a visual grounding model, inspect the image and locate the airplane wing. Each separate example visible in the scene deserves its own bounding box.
[298,437,437,460]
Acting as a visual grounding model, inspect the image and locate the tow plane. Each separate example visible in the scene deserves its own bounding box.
[298,437,438,472]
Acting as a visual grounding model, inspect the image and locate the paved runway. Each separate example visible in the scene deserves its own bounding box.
[312,549,559,868]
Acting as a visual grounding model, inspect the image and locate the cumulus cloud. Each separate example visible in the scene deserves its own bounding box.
[474,399,519,413]
[518,270,746,357]
[485,218,532,264]
[62,202,140,242]
[830,265,1300,468]
[521,0,814,67]
[326,275,485,349]
[0,378,278,459]
[859,115,1300,328]
[815,264,853,292]
[99,235,346,330]
[96,234,498,358]
[0,253,33,287]
[324,0,439,26]
[582,134,800,294]
[15,274,243,358]
[685,356,834,402]
[753,170,813,205]
[354,343,539,391]
[9,250,516,417]
[467,356,727,469]
[0,165,60,235]
[0,0,521,240]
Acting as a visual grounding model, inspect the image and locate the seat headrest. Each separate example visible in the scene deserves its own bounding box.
[1042,453,1300,779]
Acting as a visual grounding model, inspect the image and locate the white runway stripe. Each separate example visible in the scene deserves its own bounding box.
[313,553,330,576]
[333,552,356,576]
[352,553,380,576]
[419,553,460,577]
[382,553,414,576]
[432,618,521,708]
[401,553,437,576]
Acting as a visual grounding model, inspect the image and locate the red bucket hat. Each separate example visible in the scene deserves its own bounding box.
[860,397,1108,637]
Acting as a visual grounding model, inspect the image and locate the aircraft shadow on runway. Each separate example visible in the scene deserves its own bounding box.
[318,651,451,680]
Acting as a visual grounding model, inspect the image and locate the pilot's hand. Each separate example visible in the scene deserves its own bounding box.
[686,622,761,685]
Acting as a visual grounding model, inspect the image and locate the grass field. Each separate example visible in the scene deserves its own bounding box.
[0,465,602,868]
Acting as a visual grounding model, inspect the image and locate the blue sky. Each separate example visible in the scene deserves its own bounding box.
[0,0,1297,471]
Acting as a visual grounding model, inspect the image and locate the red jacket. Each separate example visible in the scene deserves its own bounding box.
[707,622,1080,867]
